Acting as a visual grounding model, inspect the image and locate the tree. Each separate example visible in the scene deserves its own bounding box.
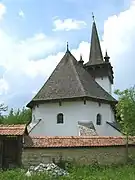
[0,107,31,125]
[0,103,8,114]
[115,86,135,161]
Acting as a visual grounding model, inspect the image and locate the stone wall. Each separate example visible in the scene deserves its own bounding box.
[22,146,135,168]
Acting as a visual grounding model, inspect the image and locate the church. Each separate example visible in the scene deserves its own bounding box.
[26,18,121,136]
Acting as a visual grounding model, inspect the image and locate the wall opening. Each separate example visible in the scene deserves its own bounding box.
[96,113,101,125]
[57,113,64,124]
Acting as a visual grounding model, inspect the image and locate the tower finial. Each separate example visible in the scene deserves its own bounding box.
[92,12,95,22]
[66,42,69,52]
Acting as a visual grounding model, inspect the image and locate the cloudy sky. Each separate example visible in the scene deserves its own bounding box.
[0,0,134,110]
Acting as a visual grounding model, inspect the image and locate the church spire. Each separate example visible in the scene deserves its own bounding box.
[89,15,104,65]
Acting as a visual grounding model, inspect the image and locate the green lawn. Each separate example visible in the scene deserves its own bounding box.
[1,164,135,180]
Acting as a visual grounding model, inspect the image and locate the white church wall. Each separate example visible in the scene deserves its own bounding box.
[95,77,112,94]
[30,100,121,136]
[105,123,121,136]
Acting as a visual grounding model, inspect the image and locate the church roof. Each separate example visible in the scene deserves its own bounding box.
[85,19,104,66]
[27,49,117,107]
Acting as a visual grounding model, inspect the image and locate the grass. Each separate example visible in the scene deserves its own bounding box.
[0,164,135,180]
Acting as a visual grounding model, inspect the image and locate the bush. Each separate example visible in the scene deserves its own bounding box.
[1,164,135,179]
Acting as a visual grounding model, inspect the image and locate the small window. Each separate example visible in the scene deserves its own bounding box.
[96,113,101,125]
[57,113,64,124]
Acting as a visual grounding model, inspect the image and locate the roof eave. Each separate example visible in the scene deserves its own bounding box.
[26,96,117,108]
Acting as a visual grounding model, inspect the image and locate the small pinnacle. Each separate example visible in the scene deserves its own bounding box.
[92,12,95,22]
[79,54,84,64]
[105,50,109,57]
[80,54,83,61]
[104,50,110,62]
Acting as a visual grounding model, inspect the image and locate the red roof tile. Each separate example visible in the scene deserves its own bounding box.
[24,136,130,148]
[0,124,27,135]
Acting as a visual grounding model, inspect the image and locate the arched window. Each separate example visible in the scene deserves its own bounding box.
[57,113,64,124]
[96,114,101,125]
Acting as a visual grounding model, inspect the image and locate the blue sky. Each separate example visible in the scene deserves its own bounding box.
[0,0,134,110]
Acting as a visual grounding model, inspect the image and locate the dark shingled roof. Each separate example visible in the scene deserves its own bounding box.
[85,21,104,66]
[27,50,117,107]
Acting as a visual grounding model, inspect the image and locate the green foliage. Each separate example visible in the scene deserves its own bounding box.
[55,155,75,170]
[0,107,31,125]
[0,103,8,114]
[1,165,135,180]
[0,169,52,180]
[114,86,135,135]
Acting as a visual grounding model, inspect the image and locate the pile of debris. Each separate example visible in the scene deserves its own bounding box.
[78,124,98,136]
[25,163,69,177]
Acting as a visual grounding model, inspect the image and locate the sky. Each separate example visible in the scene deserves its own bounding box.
[0,0,134,110]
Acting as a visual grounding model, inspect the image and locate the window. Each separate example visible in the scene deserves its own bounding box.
[57,113,64,124]
[96,113,101,125]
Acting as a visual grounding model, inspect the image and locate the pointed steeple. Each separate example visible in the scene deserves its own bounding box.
[89,15,104,65]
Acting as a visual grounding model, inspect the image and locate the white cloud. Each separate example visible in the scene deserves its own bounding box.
[53,18,87,31]
[0,26,62,108]
[0,30,61,71]
[24,51,64,78]
[18,10,25,18]
[102,1,135,58]
[0,3,6,20]
[0,78,8,95]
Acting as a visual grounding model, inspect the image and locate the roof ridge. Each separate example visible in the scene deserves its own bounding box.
[29,136,124,139]
[70,55,86,96]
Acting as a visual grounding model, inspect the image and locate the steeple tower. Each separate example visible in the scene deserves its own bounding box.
[88,14,104,65]
[84,15,114,94]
